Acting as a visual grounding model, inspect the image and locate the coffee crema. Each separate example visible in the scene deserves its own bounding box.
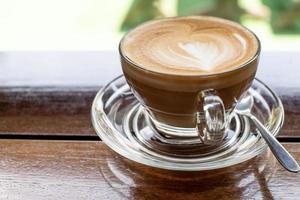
[121,16,259,75]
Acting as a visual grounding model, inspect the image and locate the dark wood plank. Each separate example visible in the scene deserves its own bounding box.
[0,87,299,137]
[279,90,300,138]
[0,87,96,136]
[0,140,298,199]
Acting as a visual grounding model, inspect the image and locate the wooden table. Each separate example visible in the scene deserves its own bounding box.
[0,52,299,199]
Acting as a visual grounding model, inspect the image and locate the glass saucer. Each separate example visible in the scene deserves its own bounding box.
[91,75,284,171]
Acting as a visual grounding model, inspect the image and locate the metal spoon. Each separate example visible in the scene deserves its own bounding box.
[235,95,300,173]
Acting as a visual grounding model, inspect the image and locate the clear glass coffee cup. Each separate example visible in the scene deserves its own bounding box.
[119,16,261,145]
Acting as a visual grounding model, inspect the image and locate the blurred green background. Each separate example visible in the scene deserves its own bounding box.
[121,0,300,33]
[1,0,300,51]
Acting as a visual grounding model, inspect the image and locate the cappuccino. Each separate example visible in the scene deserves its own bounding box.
[120,16,260,127]
[121,16,258,75]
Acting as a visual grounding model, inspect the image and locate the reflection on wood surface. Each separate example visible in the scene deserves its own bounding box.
[0,140,299,199]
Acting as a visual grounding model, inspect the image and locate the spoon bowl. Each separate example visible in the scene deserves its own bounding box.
[235,94,300,173]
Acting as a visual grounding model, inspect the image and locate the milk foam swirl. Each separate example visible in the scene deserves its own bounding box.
[121,17,259,75]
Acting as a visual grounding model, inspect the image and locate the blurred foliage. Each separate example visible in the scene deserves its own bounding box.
[262,0,300,33]
[120,0,300,34]
[177,0,244,22]
[120,0,164,31]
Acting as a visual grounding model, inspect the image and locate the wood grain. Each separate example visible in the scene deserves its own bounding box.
[0,87,299,137]
[0,140,298,199]
[0,87,96,136]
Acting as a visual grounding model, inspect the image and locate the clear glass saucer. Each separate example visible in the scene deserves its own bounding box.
[91,75,284,171]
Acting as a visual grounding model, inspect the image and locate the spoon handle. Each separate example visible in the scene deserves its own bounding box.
[250,115,300,173]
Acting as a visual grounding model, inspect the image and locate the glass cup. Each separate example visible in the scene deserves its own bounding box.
[119,17,261,145]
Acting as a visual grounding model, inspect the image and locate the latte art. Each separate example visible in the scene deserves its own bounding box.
[161,31,247,71]
[121,16,259,75]
[178,41,226,70]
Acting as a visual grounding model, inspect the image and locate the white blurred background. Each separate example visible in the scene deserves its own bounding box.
[0,0,300,51]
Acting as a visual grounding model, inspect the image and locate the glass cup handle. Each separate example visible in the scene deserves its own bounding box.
[196,89,226,145]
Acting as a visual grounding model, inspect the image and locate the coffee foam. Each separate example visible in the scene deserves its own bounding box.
[121,16,259,75]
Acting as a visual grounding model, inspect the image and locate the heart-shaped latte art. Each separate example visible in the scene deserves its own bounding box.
[122,17,258,75]
[178,42,220,70]
[147,31,246,72]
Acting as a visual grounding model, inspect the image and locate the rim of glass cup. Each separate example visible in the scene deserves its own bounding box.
[119,16,261,78]
[91,75,284,171]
